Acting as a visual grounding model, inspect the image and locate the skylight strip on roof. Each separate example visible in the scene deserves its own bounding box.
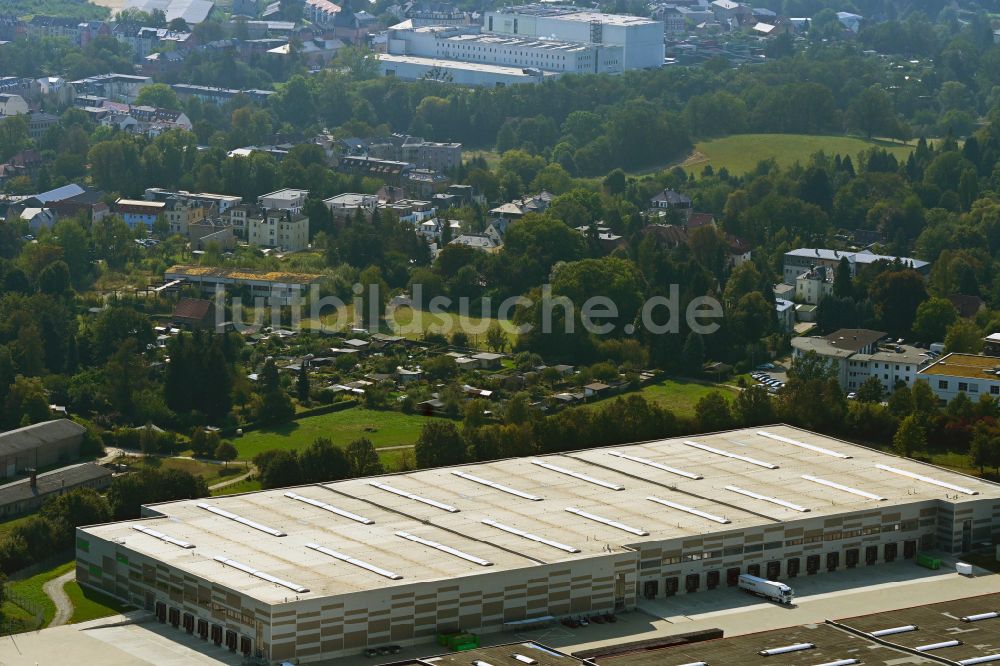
[531,460,624,490]
[481,519,580,553]
[801,475,886,501]
[564,507,648,536]
[305,543,402,580]
[724,486,809,512]
[131,525,195,549]
[683,441,778,469]
[875,464,979,495]
[452,471,542,501]
[369,482,460,512]
[757,430,851,459]
[646,496,730,524]
[285,492,374,524]
[197,503,286,536]
[213,556,308,593]
[395,531,492,566]
[607,451,702,480]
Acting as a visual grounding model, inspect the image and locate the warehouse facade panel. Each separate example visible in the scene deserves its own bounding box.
[77,426,1000,663]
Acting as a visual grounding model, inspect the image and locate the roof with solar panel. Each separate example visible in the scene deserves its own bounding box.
[80,425,1000,604]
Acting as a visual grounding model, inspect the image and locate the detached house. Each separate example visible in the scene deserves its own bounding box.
[248,209,310,252]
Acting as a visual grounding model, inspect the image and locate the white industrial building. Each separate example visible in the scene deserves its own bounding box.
[378,53,559,86]
[385,25,624,75]
[77,426,1000,663]
[482,4,664,70]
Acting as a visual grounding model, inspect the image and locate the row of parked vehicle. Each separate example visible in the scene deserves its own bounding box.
[752,371,785,392]
[363,645,402,657]
[561,613,617,628]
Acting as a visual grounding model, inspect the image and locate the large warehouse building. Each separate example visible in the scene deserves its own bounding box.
[76,426,1000,663]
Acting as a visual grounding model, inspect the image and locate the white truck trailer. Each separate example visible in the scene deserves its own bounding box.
[738,574,794,604]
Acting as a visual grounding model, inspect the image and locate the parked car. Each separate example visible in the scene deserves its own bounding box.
[364,648,379,658]
[847,392,857,400]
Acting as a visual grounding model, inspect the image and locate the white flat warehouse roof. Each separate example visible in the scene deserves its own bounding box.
[81,425,999,604]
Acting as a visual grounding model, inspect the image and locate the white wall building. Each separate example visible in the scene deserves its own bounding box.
[794,266,834,305]
[792,328,931,394]
[77,425,1000,664]
[378,54,558,86]
[482,5,664,70]
[386,25,624,75]
[258,188,308,213]
[782,248,931,286]
[248,210,310,252]
[918,353,1000,404]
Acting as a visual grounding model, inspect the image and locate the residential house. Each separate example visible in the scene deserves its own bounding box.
[20,207,56,234]
[116,198,165,229]
[449,233,500,252]
[775,297,795,333]
[0,93,28,116]
[794,265,834,305]
[649,189,692,217]
[248,209,310,252]
[163,196,207,236]
[26,112,59,141]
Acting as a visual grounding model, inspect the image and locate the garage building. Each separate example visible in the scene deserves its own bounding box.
[0,419,86,479]
[76,425,1000,663]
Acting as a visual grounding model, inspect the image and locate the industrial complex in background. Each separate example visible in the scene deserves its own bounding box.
[377,4,664,86]
[75,425,1000,663]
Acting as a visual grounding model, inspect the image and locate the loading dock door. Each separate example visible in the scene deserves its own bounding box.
[903,540,917,559]
[786,558,800,577]
[706,570,720,590]
[155,602,166,623]
[197,619,208,639]
[865,545,878,565]
[643,580,658,599]
[885,543,897,562]
[664,577,678,596]
[240,636,252,656]
[183,613,194,633]
[747,563,761,577]
[766,560,780,580]
[685,573,700,593]
[806,554,820,575]
[726,567,740,586]
[225,630,238,651]
[846,548,859,568]
[211,625,223,645]
[826,552,839,571]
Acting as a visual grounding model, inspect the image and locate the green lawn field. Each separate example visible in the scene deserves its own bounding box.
[636,378,736,417]
[235,407,441,459]
[684,134,918,177]
[7,560,74,627]
[64,580,131,624]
